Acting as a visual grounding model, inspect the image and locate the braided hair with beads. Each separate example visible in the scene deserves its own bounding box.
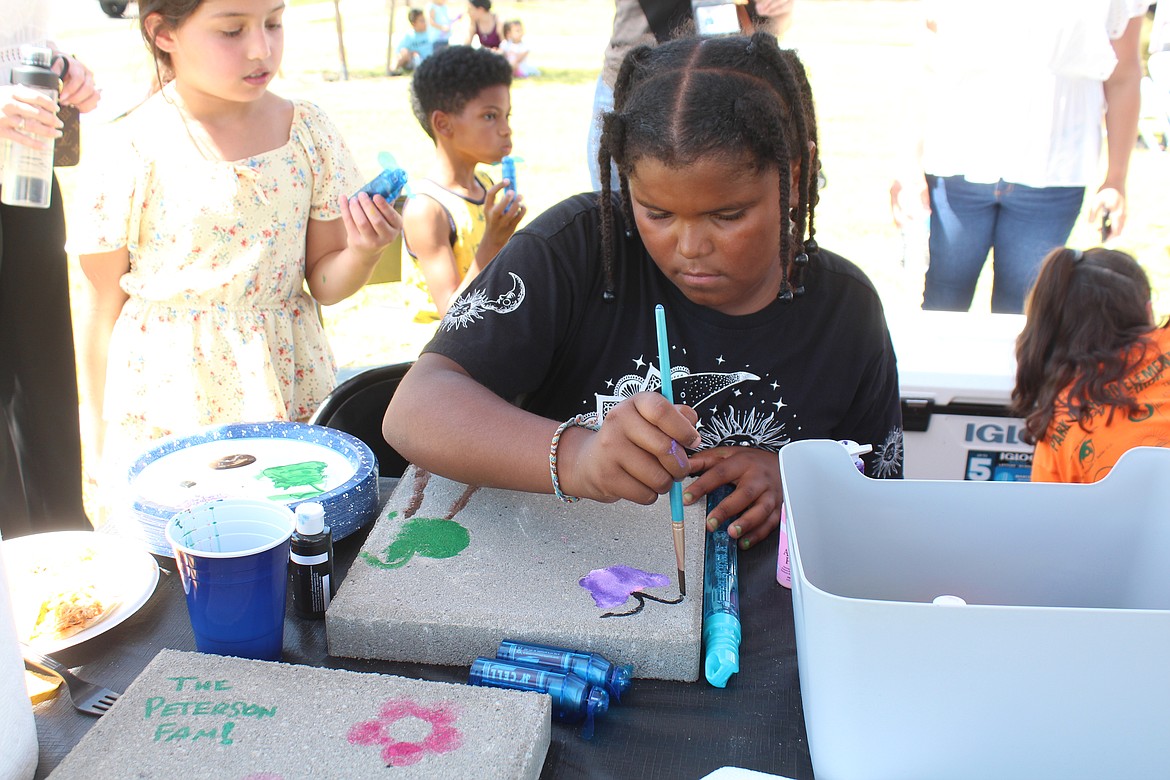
[596,32,821,303]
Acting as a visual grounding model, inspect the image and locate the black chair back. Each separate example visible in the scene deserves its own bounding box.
[310,362,414,477]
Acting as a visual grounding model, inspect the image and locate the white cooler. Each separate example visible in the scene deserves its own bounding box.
[779,439,1170,780]
[888,311,1033,481]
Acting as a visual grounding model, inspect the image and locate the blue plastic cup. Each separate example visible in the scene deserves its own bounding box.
[165,499,295,661]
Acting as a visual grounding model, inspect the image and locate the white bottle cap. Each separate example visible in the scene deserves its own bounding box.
[932,594,967,606]
[295,502,326,535]
[19,45,53,68]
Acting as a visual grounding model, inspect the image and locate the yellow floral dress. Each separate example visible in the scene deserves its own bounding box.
[69,83,362,478]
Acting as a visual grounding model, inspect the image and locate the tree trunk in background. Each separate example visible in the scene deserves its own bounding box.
[333,0,349,81]
[386,0,398,76]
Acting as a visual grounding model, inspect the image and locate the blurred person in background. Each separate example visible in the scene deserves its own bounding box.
[0,2,99,538]
[586,0,795,191]
[1147,2,1169,130]
[393,8,437,75]
[890,0,1148,314]
[464,0,502,50]
[500,19,539,78]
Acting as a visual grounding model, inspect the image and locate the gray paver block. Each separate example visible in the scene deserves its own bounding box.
[327,468,706,682]
[50,648,550,780]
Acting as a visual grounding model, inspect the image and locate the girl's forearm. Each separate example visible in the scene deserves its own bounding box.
[1101,16,1143,192]
[77,294,125,462]
[383,354,558,493]
[307,245,381,305]
[77,250,130,462]
[305,199,401,304]
[78,318,110,462]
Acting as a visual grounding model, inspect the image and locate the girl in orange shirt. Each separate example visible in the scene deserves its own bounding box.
[1012,246,1170,482]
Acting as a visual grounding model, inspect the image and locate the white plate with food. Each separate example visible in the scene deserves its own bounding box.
[3,531,160,653]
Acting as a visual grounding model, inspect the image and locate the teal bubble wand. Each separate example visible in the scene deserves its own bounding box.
[493,154,522,213]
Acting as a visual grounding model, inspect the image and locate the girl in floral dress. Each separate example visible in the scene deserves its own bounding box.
[71,0,402,513]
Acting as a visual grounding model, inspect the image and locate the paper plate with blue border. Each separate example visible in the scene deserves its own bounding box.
[126,422,380,556]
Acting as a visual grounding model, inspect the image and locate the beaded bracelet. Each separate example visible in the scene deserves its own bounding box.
[549,414,600,503]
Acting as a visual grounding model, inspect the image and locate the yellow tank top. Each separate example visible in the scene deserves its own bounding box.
[403,172,492,322]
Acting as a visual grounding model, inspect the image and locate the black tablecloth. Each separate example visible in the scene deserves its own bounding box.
[32,511,814,779]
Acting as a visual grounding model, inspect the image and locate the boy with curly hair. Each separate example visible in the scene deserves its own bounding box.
[403,45,526,322]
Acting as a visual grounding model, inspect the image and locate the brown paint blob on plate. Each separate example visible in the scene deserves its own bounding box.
[209,453,257,470]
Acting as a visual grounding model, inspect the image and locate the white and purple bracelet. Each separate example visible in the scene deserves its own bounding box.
[549,414,600,503]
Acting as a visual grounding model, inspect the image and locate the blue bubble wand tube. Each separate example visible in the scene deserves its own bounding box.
[654,304,686,597]
[355,151,410,201]
[498,154,520,213]
[469,657,609,739]
[496,639,633,702]
[703,484,741,687]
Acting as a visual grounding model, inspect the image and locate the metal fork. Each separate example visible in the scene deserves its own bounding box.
[21,645,121,715]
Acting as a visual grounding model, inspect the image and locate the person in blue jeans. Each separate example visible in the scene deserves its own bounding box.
[890,0,1147,314]
[920,176,1086,313]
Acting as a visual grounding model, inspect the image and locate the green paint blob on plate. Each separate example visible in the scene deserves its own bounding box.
[362,516,471,569]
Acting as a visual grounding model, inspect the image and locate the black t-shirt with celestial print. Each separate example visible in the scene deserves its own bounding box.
[423,193,904,478]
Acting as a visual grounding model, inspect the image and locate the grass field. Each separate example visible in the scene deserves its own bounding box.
[48,0,1170,490]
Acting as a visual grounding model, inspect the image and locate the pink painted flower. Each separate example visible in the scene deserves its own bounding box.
[348,699,462,767]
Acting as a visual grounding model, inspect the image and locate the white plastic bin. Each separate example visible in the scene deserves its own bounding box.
[779,439,1170,780]
[889,311,1033,480]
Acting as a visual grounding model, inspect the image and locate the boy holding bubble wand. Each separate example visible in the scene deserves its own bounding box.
[401,46,526,322]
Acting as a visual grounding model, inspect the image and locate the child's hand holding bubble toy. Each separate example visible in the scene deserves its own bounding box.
[356,152,411,201]
[497,155,521,213]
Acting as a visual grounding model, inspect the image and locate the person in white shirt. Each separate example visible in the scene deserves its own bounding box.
[889,0,1148,314]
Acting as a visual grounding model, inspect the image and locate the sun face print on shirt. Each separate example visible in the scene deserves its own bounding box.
[440,272,526,330]
[578,351,793,454]
[871,426,905,479]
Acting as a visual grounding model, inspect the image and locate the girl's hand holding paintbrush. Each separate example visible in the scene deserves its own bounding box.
[556,393,699,505]
[683,447,783,551]
[558,393,783,548]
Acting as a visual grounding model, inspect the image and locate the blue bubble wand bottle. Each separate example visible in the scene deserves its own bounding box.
[355,152,410,200]
[469,657,609,739]
[495,155,521,212]
[703,484,741,687]
[496,639,633,701]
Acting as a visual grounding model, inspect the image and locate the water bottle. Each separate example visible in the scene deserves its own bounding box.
[2,46,60,209]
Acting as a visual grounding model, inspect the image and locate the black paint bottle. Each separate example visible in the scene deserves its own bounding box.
[290,502,334,619]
